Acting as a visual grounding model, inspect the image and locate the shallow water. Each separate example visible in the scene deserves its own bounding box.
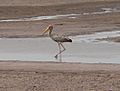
[72,30,120,43]
[0,7,120,22]
[0,31,120,63]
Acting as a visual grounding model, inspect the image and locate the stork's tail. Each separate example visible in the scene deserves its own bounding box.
[68,39,72,42]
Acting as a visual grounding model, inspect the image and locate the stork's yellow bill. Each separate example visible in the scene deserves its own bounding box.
[42,25,53,35]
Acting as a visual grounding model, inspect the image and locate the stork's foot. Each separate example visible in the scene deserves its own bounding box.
[54,55,58,59]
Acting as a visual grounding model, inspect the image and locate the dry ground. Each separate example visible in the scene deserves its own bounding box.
[0,61,120,91]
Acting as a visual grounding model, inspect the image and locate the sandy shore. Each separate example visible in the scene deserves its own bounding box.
[0,61,119,91]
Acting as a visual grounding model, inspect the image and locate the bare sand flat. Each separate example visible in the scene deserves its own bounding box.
[0,61,120,91]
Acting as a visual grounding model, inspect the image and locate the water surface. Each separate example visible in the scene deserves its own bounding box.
[0,31,120,63]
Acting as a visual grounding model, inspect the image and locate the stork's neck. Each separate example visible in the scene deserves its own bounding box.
[48,29,52,37]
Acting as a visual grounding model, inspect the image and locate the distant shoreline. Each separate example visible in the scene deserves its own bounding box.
[0,0,119,6]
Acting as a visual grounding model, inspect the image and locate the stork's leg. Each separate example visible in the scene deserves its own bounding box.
[60,43,66,53]
[59,43,62,62]
[59,43,66,62]
[55,43,66,61]
[55,43,60,59]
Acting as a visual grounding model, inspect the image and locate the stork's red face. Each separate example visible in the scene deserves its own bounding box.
[48,25,53,30]
[42,25,53,35]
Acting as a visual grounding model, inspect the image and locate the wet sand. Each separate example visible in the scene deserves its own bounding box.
[0,61,120,91]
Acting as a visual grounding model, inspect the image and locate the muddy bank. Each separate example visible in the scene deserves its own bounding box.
[0,1,120,19]
[98,36,120,43]
[0,12,119,38]
[0,0,119,38]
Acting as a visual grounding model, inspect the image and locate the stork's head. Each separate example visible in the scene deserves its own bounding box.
[42,25,53,35]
